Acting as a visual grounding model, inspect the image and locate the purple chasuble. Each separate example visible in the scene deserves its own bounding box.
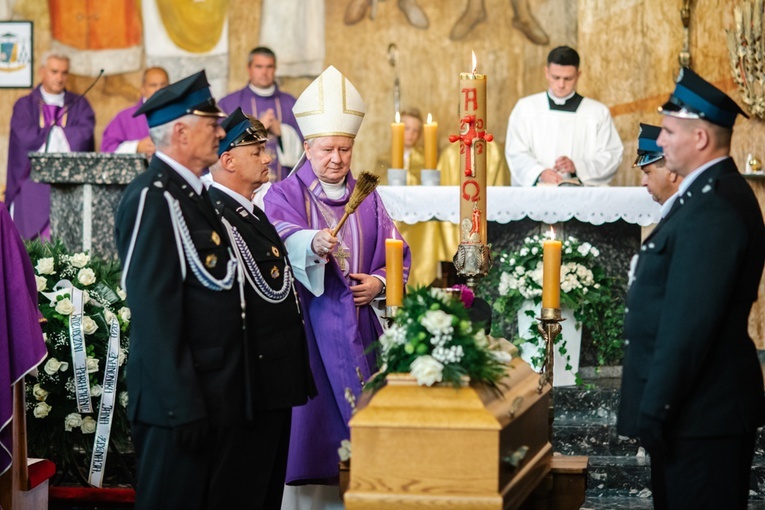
[218,85,302,182]
[0,206,47,476]
[100,100,148,153]
[264,161,411,485]
[4,86,95,240]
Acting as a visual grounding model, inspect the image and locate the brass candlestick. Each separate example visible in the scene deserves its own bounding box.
[383,305,400,329]
[537,307,565,443]
[536,307,565,392]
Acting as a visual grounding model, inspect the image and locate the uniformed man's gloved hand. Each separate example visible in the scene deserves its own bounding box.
[638,413,666,456]
[173,418,210,451]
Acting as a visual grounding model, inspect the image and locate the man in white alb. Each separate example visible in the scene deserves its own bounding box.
[505,45,623,186]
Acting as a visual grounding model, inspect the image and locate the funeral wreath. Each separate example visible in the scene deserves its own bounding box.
[24,239,132,486]
[366,286,512,391]
[489,235,625,367]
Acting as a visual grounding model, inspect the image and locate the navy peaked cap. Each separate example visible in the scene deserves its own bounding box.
[633,123,664,168]
[134,70,225,128]
[659,67,748,128]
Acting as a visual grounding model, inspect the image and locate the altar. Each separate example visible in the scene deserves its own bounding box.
[376,185,765,356]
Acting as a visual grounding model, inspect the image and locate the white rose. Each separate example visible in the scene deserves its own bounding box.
[90,384,103,397]
[118,347,127,366]
[82,316,99,335]
[32,383,49,401]
[70,252,90,268]
[35,257,55,275]
[33,402,52,418]
[44,357,63,375]
[77,268,97,286]
[119,307,131,323]
[421,310,453,336]
[337,439,352,462]
[82,290,90,305]
[118,391,129,408]
[104,309,116,325]
[492,350,513,363]
[64,412,83,431]
[409,355,444,387]
[35,275,47,292]
[86,356,100,374]
[474,330,489,348]
[81,416,97,434]
[117,287,127,300]
[55,298,75,315]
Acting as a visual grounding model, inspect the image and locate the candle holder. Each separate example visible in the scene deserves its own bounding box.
[536,307,565,391]
[536,307,565,442]
[383,305,400,329]
[453,242,492,289]
[387,168,407,186]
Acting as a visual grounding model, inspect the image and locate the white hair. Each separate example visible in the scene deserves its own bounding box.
[149,114,199,150]
[40,51,70,67]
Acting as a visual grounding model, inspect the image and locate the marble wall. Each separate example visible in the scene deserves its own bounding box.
[0,0,761,192]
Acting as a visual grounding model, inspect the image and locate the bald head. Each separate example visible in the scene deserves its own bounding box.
[141,67,169,101]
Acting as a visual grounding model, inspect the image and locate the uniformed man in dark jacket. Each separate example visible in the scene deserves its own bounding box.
[207,108,316,509]
[115,71,251,509]
[617,68,765,510]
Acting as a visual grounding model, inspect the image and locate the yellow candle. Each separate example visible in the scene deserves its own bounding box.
[542,233,562,309]
[391,111,405,170]
[423,113,438,170]
[385,236,404,306]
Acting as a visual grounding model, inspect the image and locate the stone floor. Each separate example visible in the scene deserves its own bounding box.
[556,364,765,509]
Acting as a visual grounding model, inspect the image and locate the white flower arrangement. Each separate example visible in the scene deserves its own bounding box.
[487,235,625,367]
[24,239,133,479]
[367,286,510,390]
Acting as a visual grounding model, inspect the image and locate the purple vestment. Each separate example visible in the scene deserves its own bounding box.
[0,206,47,476]
[264,161,411,485]
[4,86,95,240]
[218,85,302,181]
[100,99,148,153]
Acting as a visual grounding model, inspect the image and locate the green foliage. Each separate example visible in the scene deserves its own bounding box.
[481,235,625,368]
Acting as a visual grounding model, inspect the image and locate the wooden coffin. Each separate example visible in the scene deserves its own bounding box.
[344,355,552,510]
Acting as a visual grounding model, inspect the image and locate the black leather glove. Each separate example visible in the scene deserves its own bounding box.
[173,418,210,451]
[638,413,666,456]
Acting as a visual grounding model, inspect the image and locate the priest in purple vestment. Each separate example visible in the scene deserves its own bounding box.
[264,66,411,493]
[218,46,303,183]
[4,52,95,240]
[0,205,47,477]
[100,67,169,155]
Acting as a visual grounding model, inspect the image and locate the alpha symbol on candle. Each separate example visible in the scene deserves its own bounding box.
[463,88,478,111]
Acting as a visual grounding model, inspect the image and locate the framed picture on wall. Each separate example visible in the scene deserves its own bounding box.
[0,21,33,88]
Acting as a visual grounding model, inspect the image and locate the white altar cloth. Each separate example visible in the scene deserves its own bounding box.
[377,186,662,227]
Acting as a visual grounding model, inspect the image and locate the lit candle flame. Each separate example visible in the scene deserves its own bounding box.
[471,50,477,75]
[427,112,432,124]
[391,229,397,240]
[395,111,400,123]
[547,226,556,240]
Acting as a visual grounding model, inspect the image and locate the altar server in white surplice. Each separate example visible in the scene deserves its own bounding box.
[505,46,623,187]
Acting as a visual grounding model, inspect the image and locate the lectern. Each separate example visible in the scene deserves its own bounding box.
[29,152,148,259]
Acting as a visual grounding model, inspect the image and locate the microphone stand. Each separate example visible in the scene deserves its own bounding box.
[43,69,104,153]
